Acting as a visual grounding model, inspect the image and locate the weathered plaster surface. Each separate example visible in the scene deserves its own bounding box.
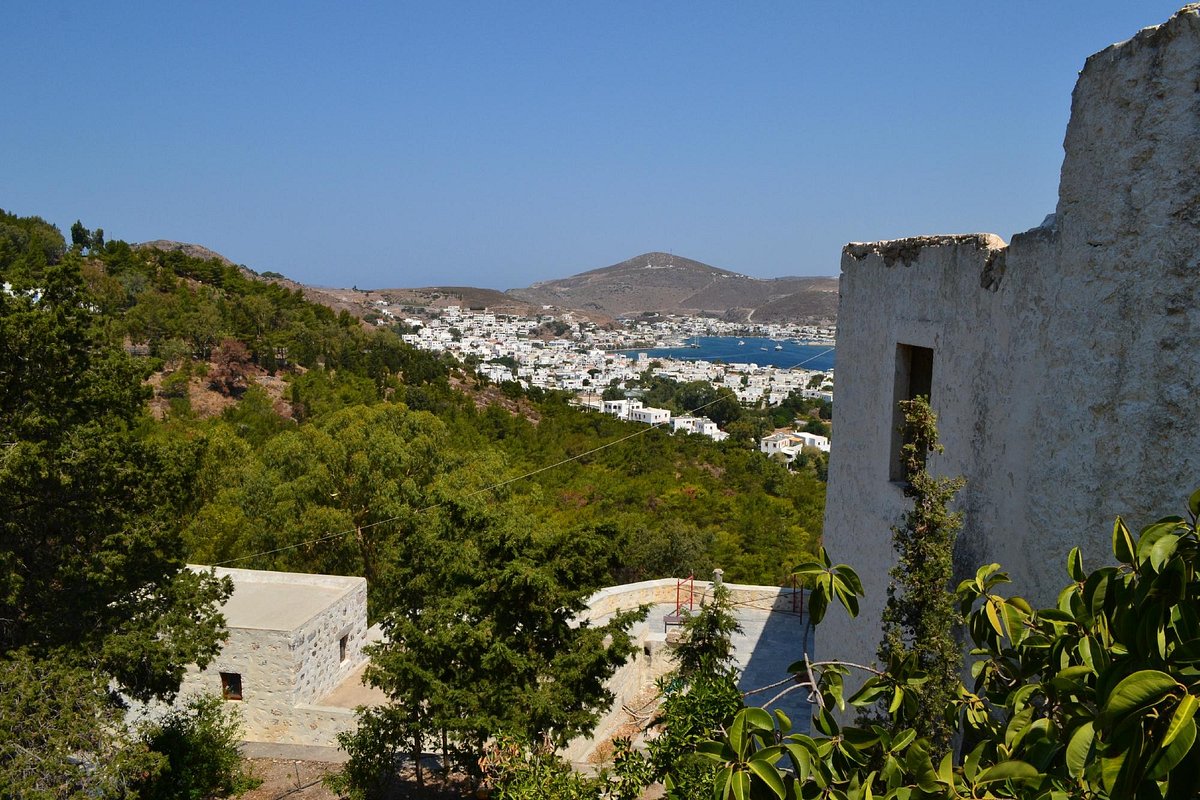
[822,5,1200,671]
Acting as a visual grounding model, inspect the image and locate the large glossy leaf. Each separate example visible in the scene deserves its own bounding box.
[975,760,1040,785]
[747,757,787,799]
[1151,718,1197,780]
[782,740,814,783]
[1100,670,1179,727]
[1068,547,1086,582]
[743,706,776,734]
[1113,517,1135,564]
[1100,749,1126,793]
[729,768,750,800]
[1065,721,1095,777]
[1149,533,1182,572]
[1165,695,1200,749]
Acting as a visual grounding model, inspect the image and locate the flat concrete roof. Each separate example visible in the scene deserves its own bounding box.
[190,566,364,632]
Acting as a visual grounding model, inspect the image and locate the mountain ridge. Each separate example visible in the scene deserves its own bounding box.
[134,242,837,323]
[508,251,837,322]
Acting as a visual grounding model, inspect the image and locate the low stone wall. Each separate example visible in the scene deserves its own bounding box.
[240,702,360,748]
[582,578,804,623]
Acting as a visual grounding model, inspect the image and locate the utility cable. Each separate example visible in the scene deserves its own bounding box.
[213,389,738,567]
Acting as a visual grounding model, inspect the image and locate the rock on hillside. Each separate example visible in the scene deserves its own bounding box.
[507,251,837,322]
[135,240,239,268]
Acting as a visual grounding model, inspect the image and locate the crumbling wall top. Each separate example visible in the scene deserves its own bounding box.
[842,233,1007,268]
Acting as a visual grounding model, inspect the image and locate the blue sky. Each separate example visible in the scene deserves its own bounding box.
[1,2,1183,289]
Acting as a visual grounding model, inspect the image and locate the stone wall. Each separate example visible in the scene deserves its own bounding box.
[174,567,370,745]
[582,578,805,623]
[822,5,1200,671]
[292,578,369,705]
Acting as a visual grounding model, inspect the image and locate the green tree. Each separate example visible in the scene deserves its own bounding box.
[874,396,964,755]
[339,497,646,792]
[0,260,232,701]
[0,652,164,799]
[70,219,90,251]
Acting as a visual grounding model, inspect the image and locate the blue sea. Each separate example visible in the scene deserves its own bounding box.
[617,337,836,371]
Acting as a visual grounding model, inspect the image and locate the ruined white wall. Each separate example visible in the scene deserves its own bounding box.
[822,5,1200,671]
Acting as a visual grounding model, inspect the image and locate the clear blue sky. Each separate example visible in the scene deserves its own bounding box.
[2,2,1183,289]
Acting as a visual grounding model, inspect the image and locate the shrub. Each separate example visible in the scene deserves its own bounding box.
[136,693,259,800]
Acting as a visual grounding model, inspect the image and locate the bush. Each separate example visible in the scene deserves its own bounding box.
[136,694,258,800]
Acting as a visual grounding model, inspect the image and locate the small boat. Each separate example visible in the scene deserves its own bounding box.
[738,340,745,346]
[774,344,783,350]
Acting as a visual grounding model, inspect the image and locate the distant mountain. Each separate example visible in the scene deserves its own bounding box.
[133,243,837,324]
[507,252,837,323]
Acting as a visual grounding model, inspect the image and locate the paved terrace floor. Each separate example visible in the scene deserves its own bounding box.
[650,600,814,734]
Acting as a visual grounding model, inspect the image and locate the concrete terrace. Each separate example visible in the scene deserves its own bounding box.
[565,578,814,766]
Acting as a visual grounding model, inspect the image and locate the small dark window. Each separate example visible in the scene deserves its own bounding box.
[220,672,243,701]
[890,344,934,481]
[339,635,348,663]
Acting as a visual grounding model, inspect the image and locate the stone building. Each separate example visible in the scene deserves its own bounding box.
[822,6,1200,669]
[175,566,382,747]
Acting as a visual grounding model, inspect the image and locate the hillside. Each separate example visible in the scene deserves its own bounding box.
[507,251,837,322]
[130,243,835,324]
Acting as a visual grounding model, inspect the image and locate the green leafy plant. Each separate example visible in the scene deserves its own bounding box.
[135,693,259,800]
[875,395,965,755]
[703,488,1200,800]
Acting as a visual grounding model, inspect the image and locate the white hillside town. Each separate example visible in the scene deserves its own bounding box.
[382,304,834,445]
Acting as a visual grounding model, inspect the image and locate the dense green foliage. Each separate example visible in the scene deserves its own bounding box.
[0,219,239,796]
[0,652,163,799]
[1,208,826,796]
[700,489,1200,800]
[874,396,965,755]
[2,210,824,595]
[135,694,260,800]
[333,494,648,788]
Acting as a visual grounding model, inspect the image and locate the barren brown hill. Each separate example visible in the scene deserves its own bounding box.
[133,242,834,324]
[507,251,837,322]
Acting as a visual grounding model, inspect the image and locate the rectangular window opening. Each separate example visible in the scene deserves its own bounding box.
[220,671,243,701]
[889,344,934,482]
[339,635,348,663]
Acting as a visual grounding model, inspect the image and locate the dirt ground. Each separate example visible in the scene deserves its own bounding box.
[240,758,475,800]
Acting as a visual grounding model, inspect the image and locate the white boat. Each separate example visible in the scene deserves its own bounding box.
[774,344,783,350]
[738,340,745,346]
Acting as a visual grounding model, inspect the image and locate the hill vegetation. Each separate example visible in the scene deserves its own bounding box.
[2,208,825,599]
[0,207,830,793]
